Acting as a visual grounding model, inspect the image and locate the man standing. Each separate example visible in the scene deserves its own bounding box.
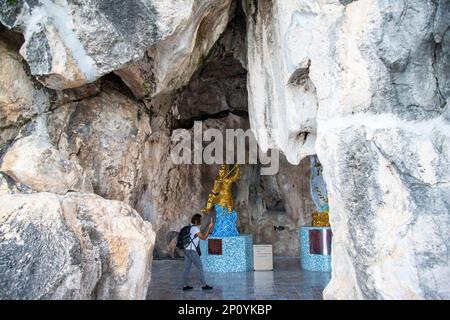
[182,214,214,291]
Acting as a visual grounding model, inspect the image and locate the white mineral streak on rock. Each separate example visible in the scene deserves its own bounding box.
[39,0,98,81]
[0,135,93,194]
[319,113,450,140]
[18,0,97,89]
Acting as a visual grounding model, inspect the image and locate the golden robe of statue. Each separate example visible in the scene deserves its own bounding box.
[311,209,330,227]
[202,164,240,214]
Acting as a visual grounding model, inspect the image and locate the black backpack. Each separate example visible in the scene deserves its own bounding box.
[176,225,194,249]
[176,225,201,255]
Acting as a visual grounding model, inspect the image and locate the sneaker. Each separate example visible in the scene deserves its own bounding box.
[182,286,193,291]
[202,285,213,290]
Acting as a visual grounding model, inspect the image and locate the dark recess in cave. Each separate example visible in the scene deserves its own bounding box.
[0,22,24,51]
[170,0,248,130]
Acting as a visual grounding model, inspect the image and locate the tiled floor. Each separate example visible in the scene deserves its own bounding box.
[147,257,331,300]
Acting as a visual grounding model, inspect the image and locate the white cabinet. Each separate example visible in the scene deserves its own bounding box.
[253,244,273,271]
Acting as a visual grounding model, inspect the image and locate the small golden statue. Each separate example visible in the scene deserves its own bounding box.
[202,164,240,215]
[311,208,330,227]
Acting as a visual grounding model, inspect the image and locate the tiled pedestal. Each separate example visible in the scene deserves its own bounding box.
[299,226,332,272]
[200,234,253,272]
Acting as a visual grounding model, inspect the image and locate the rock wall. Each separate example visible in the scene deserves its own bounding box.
[2,0,449,300]
[245,0,450,299]
[241,156,315,257]
[0,1,313,300]
[244,0,318,164]
[0,35,49,152]
[0,192,155,300]
[0,23,156,299]
[47,84,151,206]
[142,116,315,258]
[116,0,234,99]
[141,3,315,257]
[1,0,233,91]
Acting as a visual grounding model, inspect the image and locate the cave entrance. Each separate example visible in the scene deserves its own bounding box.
[147,0,331,300]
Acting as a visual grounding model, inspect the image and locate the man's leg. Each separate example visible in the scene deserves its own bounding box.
[191,251,207,286]
[182,250,193,286]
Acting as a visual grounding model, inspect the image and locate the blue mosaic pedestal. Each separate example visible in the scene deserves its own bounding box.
[200,234,253,272]
[299,226,332,272]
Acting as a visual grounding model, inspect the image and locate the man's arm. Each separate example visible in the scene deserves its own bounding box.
[202,179,222,214]
[196,222,214,240]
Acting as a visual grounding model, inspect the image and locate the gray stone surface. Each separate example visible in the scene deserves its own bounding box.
[171,3,248,123]
[1,134,93,194]
[0,171,34,195]
[1,0,233,90]
[1,0,449,301]
[0,37,49,146]
[245,0,450,299]
[246,156,316,257]
[115,0,233,98]
[1,0,159,89]
[47,85,151,203]
[0,192,155,300]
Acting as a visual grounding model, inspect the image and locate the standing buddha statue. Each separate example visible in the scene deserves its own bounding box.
[202,164,240,237]
[309,156,330,227]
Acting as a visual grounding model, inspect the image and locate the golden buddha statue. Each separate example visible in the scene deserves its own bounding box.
[311,208,330,227]
[202,164,240,214]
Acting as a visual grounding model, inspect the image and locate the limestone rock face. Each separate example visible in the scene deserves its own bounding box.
[47,86,151,205]
[1,0,449,301]
[0,192,155,300]
[116,0,233,99]
[245,0,450,299]
[171,5,248,123]
[245,156,315,256]
[0,38,49,146]
[244,0,318,164]
[138,114,251,257]
[135,112,314,258]
[1,0,233,91]
[1,135,93,194]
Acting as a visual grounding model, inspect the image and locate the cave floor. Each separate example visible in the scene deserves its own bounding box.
[146,257,331,300]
